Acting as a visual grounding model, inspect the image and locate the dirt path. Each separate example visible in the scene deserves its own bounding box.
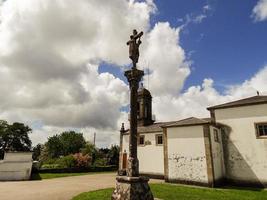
[0,173,163,200]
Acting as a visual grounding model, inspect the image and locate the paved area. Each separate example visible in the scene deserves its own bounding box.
[0,173,163,200]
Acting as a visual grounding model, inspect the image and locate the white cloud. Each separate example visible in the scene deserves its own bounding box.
[252,0,267,21]
[152,66,267,122]
[141,22,190,96]
[0,0,156,147]
[193,14,207,24]
[0,0,266,149]
[203,5,211,12]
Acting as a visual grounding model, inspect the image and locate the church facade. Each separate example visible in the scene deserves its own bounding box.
[119,87,267,187]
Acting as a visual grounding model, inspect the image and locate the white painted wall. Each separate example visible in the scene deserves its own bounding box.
[209,126,225,181]
[0,152,33,181]
[167,126,208,184]
[122,132,164,175]
[215,104,267,185]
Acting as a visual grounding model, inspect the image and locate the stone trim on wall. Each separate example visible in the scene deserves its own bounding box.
[163,127,169,181]
[203,125,215,187]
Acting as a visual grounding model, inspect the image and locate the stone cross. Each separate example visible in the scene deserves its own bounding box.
[112,30,154,200]
[127,29,143,68]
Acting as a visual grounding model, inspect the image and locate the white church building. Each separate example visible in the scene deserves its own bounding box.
[119,87,267,187]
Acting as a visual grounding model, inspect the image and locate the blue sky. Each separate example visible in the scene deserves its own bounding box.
[100,0,267,93]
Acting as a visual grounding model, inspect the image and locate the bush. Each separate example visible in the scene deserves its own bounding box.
[41,164,62,169]
[94,158,107,166]
[73,153,91,168]
[36,165,118,173]
[56,155,76,168]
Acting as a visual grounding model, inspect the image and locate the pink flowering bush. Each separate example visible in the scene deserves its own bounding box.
[73,153,92,168]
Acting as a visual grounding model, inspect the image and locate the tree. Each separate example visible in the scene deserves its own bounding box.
[0,120,32,159]
[44,131,86,159]
[107,145,120,166]
[60,131,86,156]
[81,141,97,164]
[46,135,63,158]
[32,144,43,161]
[0,120,9,159]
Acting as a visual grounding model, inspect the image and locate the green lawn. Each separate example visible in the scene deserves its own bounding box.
[72,183,267,200]
[31,171,114,180]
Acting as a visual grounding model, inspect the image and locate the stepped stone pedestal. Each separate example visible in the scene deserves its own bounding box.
[112,176,154,200]
[112,30,154,200]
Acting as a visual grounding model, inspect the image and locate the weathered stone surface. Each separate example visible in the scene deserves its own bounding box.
[127,156,139,177]
[112,176,154,200]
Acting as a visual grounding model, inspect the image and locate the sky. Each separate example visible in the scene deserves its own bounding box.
[0,0,267,147]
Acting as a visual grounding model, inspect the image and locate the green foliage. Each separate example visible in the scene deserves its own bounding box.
[107,145,119,166]
[32,143,43,161]
[81,141,97,164]
[60,131,86,155]
[0,120,32,159]
[46,135,63,158]
[94,158,107,166]
[45,131,86,159]
[81,142,96,156]
[41,163,62,169]
[56,155,76,168]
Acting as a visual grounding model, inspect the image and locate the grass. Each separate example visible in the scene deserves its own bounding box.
[31,171,114,180]
[72,183,267,200]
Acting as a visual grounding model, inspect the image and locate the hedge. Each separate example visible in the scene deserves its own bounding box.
[32,165,117,174]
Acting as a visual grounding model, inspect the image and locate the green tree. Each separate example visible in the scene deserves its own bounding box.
[0,120,32,159]
[32,143,43,161]
[44,131,86,159]
[46,135,63,158]
[0,120,9,159]
[107,145,120,166]
[81,141,97,164]
[60,131,86,155]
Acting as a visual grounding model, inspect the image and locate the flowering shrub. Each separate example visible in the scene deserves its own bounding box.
[73,153,92,168]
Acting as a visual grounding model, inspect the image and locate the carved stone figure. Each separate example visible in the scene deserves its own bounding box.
[127,29,143,68]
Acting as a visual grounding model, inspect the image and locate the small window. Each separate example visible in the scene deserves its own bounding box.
[255,123,267,138]
[139,135,145,146]
[156,134,163,145]
[214,129,219,143]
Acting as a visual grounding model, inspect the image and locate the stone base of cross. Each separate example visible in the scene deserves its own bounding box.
[112,176,154,200]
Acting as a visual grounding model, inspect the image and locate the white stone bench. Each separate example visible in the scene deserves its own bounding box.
[0,152,33,181]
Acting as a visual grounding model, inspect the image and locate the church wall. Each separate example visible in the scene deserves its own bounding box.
[209,126,225,184]
[215,104,267,187]
[122,132,165,177]
[166,125,209,185]
[138,132,164,176]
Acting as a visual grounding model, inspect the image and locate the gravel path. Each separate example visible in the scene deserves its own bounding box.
[0,173,163,200]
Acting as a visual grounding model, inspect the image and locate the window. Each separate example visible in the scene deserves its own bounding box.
[255,123,267,138]
[156,134,163,145]
[139,135,145,146]
[214,129,219,142]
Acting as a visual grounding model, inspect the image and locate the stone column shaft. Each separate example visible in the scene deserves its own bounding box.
[124,68,144,177]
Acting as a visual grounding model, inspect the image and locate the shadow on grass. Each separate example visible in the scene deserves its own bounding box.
[221,185,264,192]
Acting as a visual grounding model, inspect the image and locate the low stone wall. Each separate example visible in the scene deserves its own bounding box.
[0,152,33,181]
